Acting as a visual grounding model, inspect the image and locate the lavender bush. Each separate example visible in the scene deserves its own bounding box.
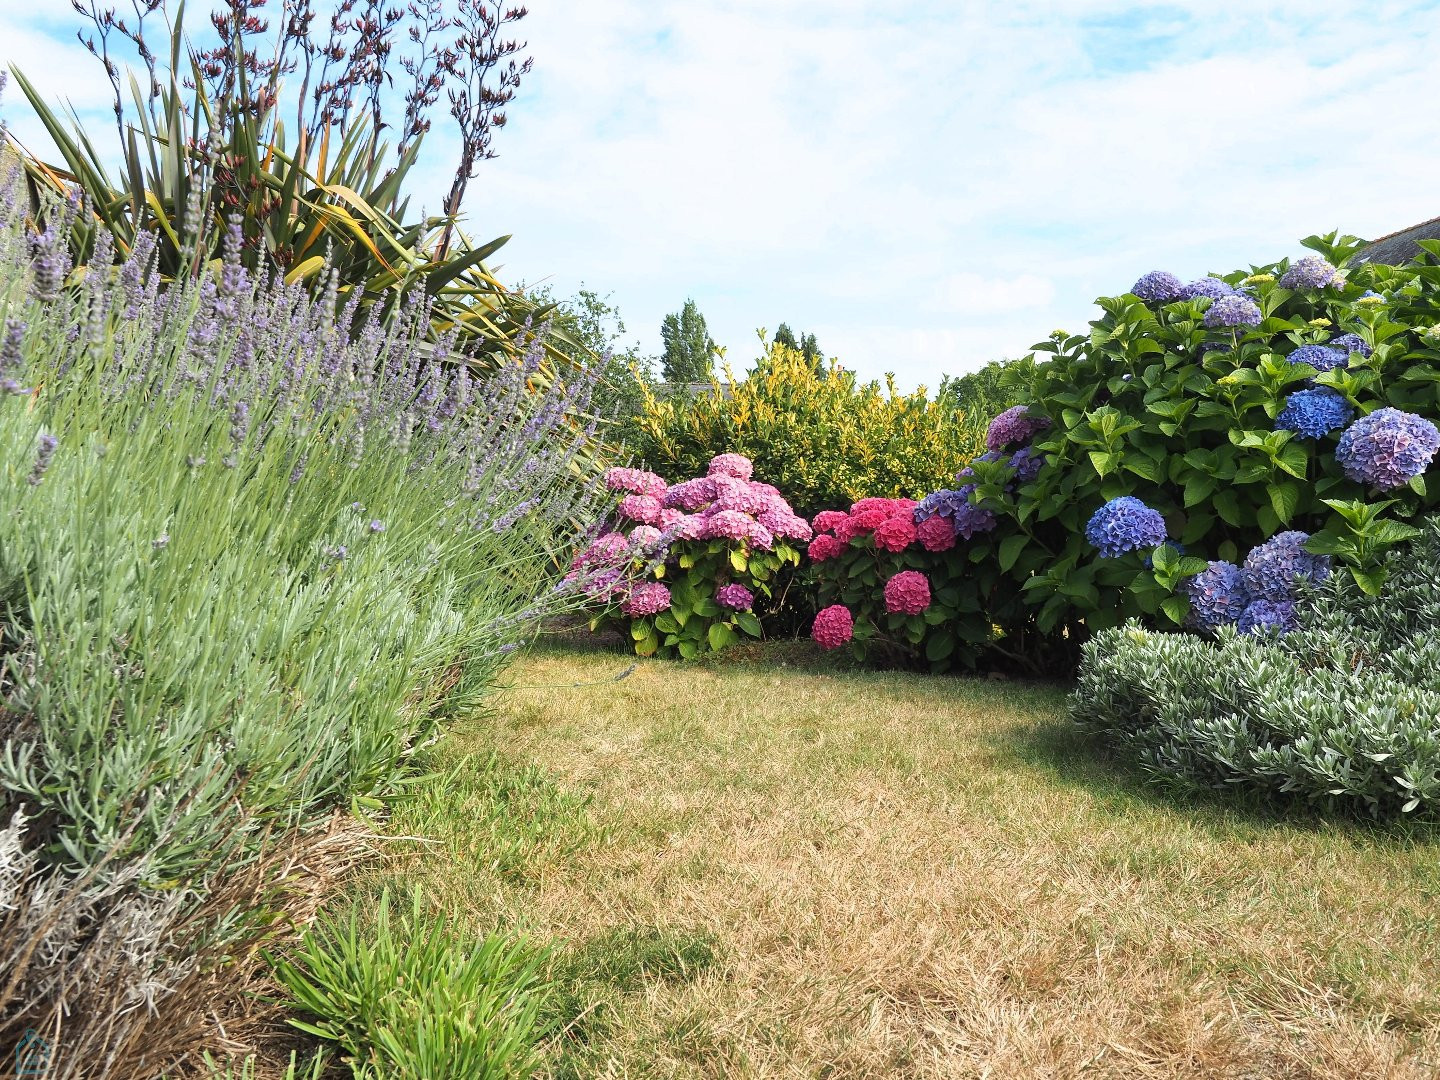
[0,161,614,1076]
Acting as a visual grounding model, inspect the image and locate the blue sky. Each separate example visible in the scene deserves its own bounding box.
[3,0,1439,388]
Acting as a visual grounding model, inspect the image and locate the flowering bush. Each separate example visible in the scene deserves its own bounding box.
[583,454,807,658]
[809,233,1440,673]
[628,341,986,520]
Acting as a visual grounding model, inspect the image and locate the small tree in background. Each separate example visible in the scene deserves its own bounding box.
[773,323,823,369]
[660,298,718,386]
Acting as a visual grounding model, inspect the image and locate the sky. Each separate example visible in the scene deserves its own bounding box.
[2,0,1439,389]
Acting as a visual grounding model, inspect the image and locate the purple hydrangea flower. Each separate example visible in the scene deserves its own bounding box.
[1131,271,1185,303]
[1180,278,1236,302]
[716,583,754,611]
[913,486,996,538]
[1278,255,1339,290]
[1289,344,1348,373]
[701,509,754,542]
[1335,407,1440,490]
[1241,531,1330,602]
[1183,560,1250,630]
[1084,496,1167,558]
[1203,295,1262,329]
[1237,598,1298,635]
[985,406,1051,452]
[1276,387,1354,439]
[1329,332,1372,358]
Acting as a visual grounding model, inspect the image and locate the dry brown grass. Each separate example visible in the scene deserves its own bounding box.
[373,644,1440,1079]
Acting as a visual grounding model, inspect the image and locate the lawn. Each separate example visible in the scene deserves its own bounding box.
[361,641,1440,1079]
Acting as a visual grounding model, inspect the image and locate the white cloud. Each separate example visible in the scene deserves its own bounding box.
[3,1,1440,390]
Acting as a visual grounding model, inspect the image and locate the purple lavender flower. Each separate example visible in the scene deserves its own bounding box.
[1241,531,1330,602]
[1131,271,1185,304]
[1335,407,1440,490]
[1289,344,1348,374]
[1329,332,1372,359]
[1279,256,1339,290]
[985,406,1051,452]
[1276,387,1354,439]
[1084,496,1167,558]
[229,401,250,448]
[29,224,71,303]
[27,433,57,486]
[369,519,386,533]
[1180,278,1236,302]
[0,319,26,394]
[1202,295,1262,329]
[1237,598,1298,635]
[1183,561,1251,629]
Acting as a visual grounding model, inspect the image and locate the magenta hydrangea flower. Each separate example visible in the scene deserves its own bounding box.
[807,534,845,561]
[758,507,812,540]
[916,514,957,552]
[986,405,1051,452]
[1335,407,1440,490]
[716,583,754,611]
[622,581,672,617]
[813,510,849,535]
[707,452,754,480]
[873,515,917,552]
[618,493,663,525]
[604,467,667,498]
[811,604,854,649]
[746,520,776,550]
[883,570,931,615]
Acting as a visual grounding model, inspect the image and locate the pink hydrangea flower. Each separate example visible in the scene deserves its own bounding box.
[747,521,775,550]
[916,514,957,552]
[707,452,754,480]
[716,583,754,611]
[629,525,663,551]
[851,497,896,515]
[701,509,754,541]
[572,531,630,569]
[657,508,684,528]
[618,493,663,525]
[759,508,812,541]
[712,475,768,514]
[604,467,668,498]
[813,510,849,535]
[669,513,707,541]
[883,570,931,615]
[807,534,845,562]
[872,515,917,552]
[663,477,717,510]
[811,604,854,649]
[622,581,672,616]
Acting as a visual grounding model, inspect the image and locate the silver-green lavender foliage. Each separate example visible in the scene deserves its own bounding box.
[1071,515,1440,817]
[0,163,612,1072]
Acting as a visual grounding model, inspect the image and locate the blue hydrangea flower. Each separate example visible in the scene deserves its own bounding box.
[1289,343,1348,373]
[1279,256,1339,290]
[1180,278,1236,302]
[1276,387,1354,439]
[1329,332,1372,358]
[1085,496,1167,558]
[1131,271,1185,303]
[1203,295,1262,328]
[1237,598,1298,635]
[950,484,997,538]
[1335,407,1440,490]
[1183,560,1250,629]
[1241,531,1330,602]
[1008,445,1046,484]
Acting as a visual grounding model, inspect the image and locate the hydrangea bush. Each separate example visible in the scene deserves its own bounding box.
[1071,515,1440,818]
[581,454,808,658]
[808,233,1440,673]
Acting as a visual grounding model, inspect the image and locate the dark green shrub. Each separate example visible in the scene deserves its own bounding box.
[1070,516,1440,817]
